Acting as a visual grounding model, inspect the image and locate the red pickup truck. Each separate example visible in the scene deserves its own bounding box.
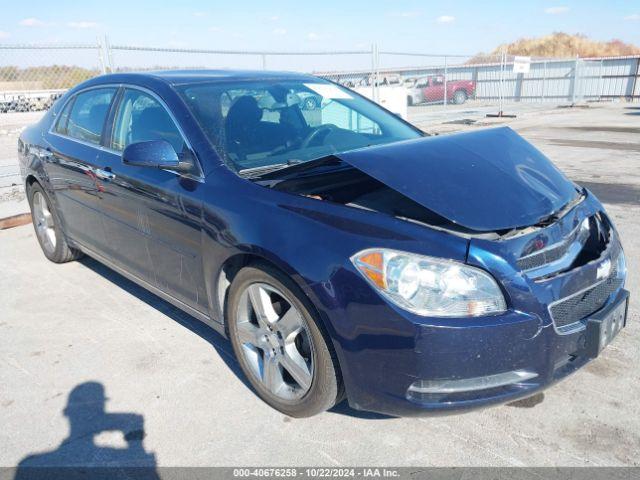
[406,75,476,106]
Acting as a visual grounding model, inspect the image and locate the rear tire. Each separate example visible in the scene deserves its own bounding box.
[27,182,83,263]
[453,90,467,105]
[227,263,342,417]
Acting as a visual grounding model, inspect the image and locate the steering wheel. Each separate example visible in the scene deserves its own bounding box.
[299,125,335,150]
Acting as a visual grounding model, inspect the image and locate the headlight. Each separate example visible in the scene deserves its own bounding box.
[351,248,507,317]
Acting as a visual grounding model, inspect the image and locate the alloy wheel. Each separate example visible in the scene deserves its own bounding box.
[235,283,314,401]
[32,191,56,254]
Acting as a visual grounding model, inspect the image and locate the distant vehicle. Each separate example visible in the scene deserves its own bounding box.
[406,75,476,106]
[404,77,425,105]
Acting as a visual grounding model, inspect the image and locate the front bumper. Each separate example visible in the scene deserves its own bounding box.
[327,285,628,417]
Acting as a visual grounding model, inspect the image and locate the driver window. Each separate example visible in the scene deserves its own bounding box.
[111,89,186,155]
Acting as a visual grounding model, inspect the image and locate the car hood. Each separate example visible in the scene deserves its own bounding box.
[335,127,579,232]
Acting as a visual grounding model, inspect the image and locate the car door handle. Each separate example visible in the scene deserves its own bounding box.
[94,168,116,181]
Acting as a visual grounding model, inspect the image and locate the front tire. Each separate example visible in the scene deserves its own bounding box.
[27,182,83,263]
[227,263,342,417]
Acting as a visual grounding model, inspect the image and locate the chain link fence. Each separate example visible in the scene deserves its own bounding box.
[1,40,639,198]
[0,44,105,112]
[1,40,639,119]
[371,52,640,123]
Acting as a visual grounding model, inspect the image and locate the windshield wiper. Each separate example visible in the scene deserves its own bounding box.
[239,159,304,179]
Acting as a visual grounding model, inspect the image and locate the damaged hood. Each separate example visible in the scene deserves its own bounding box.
[335,127,579,232]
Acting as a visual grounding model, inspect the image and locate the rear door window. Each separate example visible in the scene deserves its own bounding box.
[64,88,116,145]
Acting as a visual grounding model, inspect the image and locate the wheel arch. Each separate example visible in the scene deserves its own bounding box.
[216,251,346,402]
[25,173,40,191]
[215,252,325,332]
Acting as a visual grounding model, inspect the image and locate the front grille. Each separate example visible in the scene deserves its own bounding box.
[518,242,568,271]
[549,264,622,331]
[517,219,591,272]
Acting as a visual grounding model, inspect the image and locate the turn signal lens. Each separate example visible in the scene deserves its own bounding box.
[351,248,507,317]
[355,251,386,289]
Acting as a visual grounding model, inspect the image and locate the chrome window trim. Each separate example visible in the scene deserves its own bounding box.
[47,83,205,183]
[48,84,120,146]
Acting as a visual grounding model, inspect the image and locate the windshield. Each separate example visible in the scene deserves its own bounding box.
[177,79,421,175]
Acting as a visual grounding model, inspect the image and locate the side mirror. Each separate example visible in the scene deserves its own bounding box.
[122,140,191,172]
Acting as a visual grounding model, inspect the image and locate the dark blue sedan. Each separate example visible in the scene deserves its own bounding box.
[19,70,628,417]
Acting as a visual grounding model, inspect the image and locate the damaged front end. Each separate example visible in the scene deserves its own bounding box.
[257,156,482,237]
[254,125,625,331]
[255,126,586,239]
[249,126,627,414]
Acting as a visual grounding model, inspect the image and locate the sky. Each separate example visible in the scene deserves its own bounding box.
[0,0,639,69]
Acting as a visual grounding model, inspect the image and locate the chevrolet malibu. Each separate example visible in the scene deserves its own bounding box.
[19,71,628,417]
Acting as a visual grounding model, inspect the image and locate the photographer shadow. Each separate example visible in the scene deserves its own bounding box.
[14,382,159,480]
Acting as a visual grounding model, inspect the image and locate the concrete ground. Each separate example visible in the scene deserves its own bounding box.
[0,111,41,218]
[0,103,639,467]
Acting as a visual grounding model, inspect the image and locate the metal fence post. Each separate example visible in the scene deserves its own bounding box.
[541,60,547,102]
[499,50,505,114]
[599,59,604,101]
[97,37,107,74]
[104,35,113,73]
[571,55,580,105]
[261,54,267,70]
[375,44,380,102]
[487,49,516,117]
[370,44,375,101]
[370,43,380,103]
[443,55,448,107]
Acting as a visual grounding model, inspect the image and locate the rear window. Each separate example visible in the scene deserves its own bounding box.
[61,88,116,145]
[54,98,74,136]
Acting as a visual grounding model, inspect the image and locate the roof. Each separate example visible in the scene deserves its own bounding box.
[95,69,317,86]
